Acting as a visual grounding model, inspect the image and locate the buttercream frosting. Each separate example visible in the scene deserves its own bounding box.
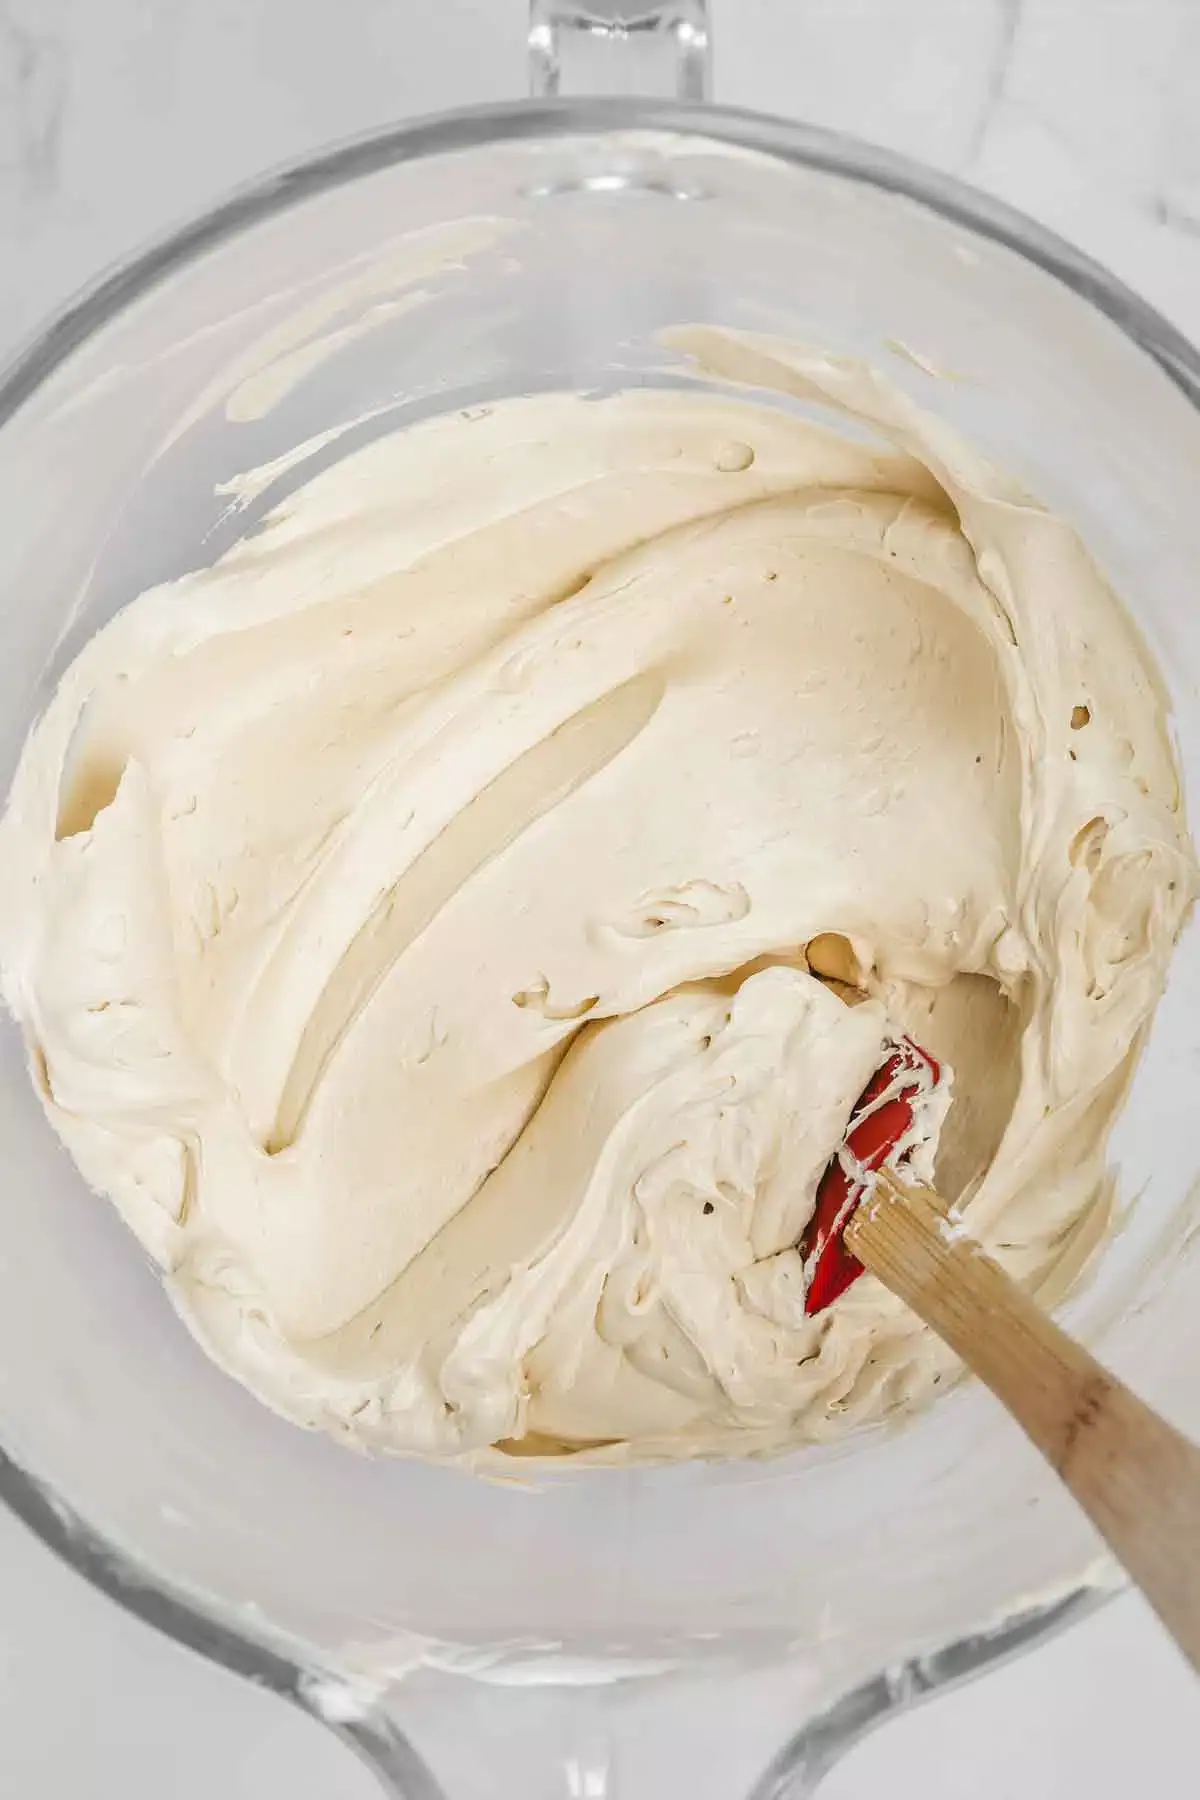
[1,328,1193,1464]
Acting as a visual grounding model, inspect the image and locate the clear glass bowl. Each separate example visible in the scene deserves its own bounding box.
[2,93,1200,1799]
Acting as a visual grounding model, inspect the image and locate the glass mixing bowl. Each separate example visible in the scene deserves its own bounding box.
[3,13,1200,1799]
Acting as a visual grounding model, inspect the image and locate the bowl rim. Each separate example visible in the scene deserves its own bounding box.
[3,94,1200,426]
[0,89,1184,1763]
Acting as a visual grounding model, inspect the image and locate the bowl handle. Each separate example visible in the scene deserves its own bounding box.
[528,0,711,100]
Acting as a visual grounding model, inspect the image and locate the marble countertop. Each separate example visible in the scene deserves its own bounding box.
[2,1,1200,1795]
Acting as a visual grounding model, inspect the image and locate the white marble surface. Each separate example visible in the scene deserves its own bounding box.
[2,0,1200,1794]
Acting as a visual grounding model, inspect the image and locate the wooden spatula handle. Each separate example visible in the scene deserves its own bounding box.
[846,1172,1200,1673]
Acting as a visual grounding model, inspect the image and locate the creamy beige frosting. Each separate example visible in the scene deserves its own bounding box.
[1,328,1194,1464]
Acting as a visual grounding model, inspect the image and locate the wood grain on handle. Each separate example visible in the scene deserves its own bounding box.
[845,1170,1200,1674]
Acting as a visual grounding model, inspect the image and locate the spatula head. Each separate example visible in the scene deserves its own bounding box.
[801,1038,942,1316]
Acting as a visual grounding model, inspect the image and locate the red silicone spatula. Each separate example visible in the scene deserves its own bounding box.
[801,1037,1200,1675]
[801,1036,942,1316]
